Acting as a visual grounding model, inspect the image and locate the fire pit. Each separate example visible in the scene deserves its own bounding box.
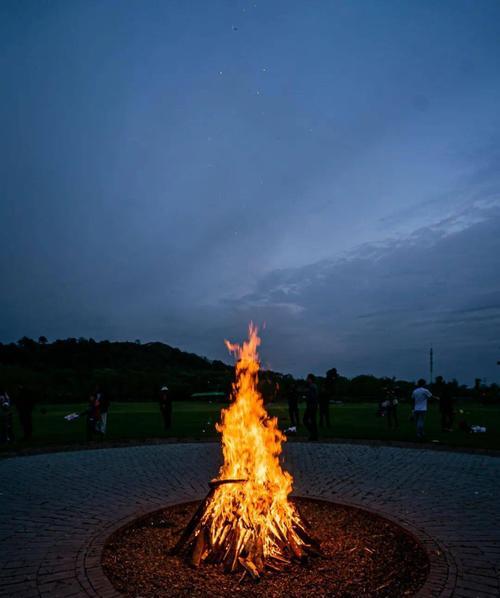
[102,326,429,596]
[102,498,429,597]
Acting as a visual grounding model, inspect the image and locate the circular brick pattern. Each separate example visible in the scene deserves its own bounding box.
[1,443,499,597]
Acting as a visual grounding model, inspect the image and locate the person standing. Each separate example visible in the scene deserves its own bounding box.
[287,384,299,429]
[319,391,330,428]
[303,374,319,441]
[84,394,99,441]
[433,376,454,432]
[16,385,35,440]
[411,379,432,440]
[385,386,399,429]
[391,386,400,428]
[159,386,172,431]
[95,386,110,435]
[0,389,15,443]
[322,367,339,428]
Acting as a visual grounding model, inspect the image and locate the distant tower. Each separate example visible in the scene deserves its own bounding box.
[429,346,434,385]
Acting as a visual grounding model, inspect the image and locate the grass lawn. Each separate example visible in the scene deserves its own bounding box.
[2,400,499,454]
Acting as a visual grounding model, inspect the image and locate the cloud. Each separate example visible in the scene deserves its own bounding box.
[200,202,500,382]
[378,143,500,236]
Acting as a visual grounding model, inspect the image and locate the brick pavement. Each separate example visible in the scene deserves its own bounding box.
[0,443,499,597]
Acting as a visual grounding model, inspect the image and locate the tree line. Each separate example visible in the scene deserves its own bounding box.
[0,336,497,404]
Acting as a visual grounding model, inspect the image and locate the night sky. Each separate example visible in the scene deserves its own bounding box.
[1,1,499,383]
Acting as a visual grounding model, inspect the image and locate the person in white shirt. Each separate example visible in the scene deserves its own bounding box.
[0,390,14,443]
[411,379,433,439]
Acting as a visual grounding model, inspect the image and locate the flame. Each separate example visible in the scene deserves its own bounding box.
[202,323,306,562]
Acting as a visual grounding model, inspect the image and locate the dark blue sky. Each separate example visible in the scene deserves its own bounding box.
[1,1,500,383]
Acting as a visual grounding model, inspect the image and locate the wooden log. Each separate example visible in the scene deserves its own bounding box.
[172,478,246,556]
[238,557,260,580]
[265,559,284,572]
[287,531,305,561]
[254,536,264,572]
[201,529,211,563]
[242,529,260,559]
[204,524,212,549]
[231,529,249,572]
[294,524,321,549]
[191,530,206,567]
[213,522,231,548]
[269,552,291,565]
[220,523,231,545]
[223,530,238,572]
[171,488,215,555]
[294,504,312,529]
[273,524,289,546]
[302,542,323,557]
[205,529,229,564]
[209,478,247,488]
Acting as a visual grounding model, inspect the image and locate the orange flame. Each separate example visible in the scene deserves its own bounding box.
[202,323,306,561]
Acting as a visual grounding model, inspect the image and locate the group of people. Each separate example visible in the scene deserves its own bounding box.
[0,383,173,445]
[84,384,172,440]
[378,377,455,439]
[81,386,172,440]
[2,374,458,445]
[286,375,456,442]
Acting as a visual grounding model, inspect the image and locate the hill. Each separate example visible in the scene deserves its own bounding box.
[0,337,234,402]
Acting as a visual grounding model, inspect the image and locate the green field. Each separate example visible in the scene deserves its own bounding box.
[2,400,499,454]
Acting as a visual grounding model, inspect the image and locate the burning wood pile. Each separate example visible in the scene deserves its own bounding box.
[172,324,321,579]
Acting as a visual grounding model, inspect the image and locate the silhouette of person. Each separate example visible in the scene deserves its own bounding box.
[303,374,319,441]
[84,394,99,441]
[411,379,432,440]
[16,385,35,440]
[385,386,399,429]
[95,385,110,435]
[321,368,338,428]
[159,386,172,431]
[319,391,330,428]
[433,376,454,432]
[0,389,15,443]
[286,383,299,428]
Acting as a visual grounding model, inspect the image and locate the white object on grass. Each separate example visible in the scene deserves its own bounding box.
[470,425,486,433]
[64,412,80,421]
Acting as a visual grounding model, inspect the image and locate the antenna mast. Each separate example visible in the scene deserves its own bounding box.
[429,346,434,385]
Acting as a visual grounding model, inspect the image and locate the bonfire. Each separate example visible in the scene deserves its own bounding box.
[172,324,320,579]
